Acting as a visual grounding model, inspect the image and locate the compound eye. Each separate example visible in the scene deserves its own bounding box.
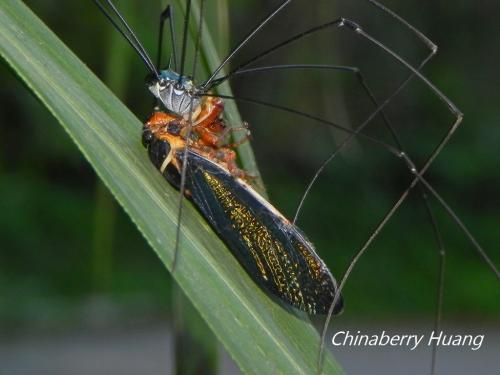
[142,129,154,147]
[158,78,167,89]
[174,81,184,91]
[167,120,181,136]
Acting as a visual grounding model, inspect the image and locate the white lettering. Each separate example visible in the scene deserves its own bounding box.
[379,331,390,346]
[330,330,484,351]
[410,335,424,351]
[331,331,345,346]
[472,335,484,351]
[428,330,443,346]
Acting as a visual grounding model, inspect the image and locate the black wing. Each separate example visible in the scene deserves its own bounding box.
[175,150,343,315]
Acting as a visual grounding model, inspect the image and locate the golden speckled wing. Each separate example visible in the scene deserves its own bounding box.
[179,150,343,315]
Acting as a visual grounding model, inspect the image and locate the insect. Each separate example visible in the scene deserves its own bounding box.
[142,110,343,315]
[92,0,499,373]
[93,0,344,316]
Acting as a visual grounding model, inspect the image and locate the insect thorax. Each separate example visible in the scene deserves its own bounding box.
[147,69,202,117]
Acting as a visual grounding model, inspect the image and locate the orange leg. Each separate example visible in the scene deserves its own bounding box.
[219,122,252,148]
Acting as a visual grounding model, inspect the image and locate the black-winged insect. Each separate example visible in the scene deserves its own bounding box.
[93,0,499,373]
[142,111,342,315]
[93,0,344,316]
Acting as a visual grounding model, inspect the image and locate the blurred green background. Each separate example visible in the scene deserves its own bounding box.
[1,0,498,357]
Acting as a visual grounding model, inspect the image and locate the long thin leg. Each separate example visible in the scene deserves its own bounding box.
[154,4,177,109]
[172,0,206,271]
[318,132,500,373]
[269,65,451,373]
[207,0,439,146]
[365,0,438,54]
[202,96,498,271]
[230,63,404,146]
[203,93,401,152]
[202,3,457,374]
[344,18,498,271]
[205,14,436,93]
[211,15,490,269]
[205,19,345,89]
[280,68,450,373]
[226,61,450,375]
[178,0,192,81]
[315,20,499,369]
[203,6,443,266]
[202,17,498,279]
[203,0,438,89]
[203,2,495,370]
[150,2,186,268]
[202,8,446,274]
[156,4,178,71]
[254,64,450,375]
[203,0,292,89]
[208,0,439,88]
[422,195,446,375]
[92,0,158,77]
[213,62,433,220]
[344,9,447,371]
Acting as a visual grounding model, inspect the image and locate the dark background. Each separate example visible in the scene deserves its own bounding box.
[1,0,499,372]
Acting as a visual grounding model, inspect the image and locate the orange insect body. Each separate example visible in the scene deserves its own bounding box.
[194,96,226,147]
[146,96,227,146]
[145,96,248,180]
